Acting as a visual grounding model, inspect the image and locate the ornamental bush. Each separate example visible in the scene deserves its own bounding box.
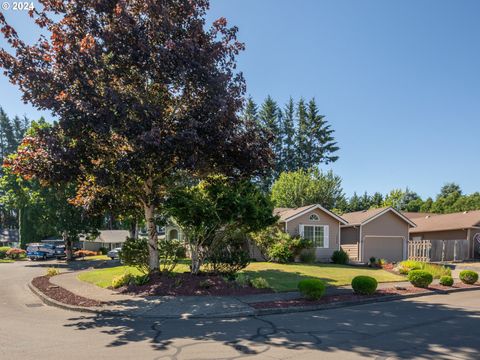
[46,268,60,277]
[74,250,97,258]
[0,246,11,259]
[6,248,26,259]
[111,273,133,289]
[408,270,433,288]
[119,237,150,274]
[298,278,326,300]
[250,277,270,289]
[459,270,478,285]
[439,275,454,286]
[351,275,378,295]
[331,249,349,264]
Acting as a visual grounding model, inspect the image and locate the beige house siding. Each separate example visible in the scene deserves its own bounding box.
[339,226,359,260]
[285,208,340,261]
[361,211,409,263]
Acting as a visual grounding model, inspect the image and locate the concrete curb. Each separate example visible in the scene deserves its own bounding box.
[29,279,480,319]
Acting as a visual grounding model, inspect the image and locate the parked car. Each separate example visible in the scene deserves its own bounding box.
[54,245,66,259]
[107,247,122,260]
[26,243,57,260]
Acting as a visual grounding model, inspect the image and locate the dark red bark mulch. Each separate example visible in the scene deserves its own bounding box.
[117,273,273,297]
[429,283,480,291]
[32,276,102,307]
[250,286,432,309]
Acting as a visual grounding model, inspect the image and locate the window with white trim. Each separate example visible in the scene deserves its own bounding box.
[300,225,329,248]
[309,214,320,221]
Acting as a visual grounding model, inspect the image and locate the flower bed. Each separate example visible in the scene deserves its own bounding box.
[117,273,273,297]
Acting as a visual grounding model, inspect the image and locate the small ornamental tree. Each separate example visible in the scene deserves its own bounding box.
[0,1,273,273]
[165,175,276,274]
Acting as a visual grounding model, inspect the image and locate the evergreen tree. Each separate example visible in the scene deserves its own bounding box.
[305,98,339,167]
[242,96,259,124]
[280,97,297,172]
[258,96,282,190]
[296,98,309,169]
[348,192,362,212]
[370,192,384,208]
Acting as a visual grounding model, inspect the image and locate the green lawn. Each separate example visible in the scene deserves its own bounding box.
[82,255,111,261]
[78,262,191,288]
[242,262,405,291]
[78,261,405,291]
[0,259,14,263]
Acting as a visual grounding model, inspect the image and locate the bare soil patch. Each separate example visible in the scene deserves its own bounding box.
[32,276,102,307]
[117,273,272,297]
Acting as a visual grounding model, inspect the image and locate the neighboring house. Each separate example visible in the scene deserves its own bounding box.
[404,210,480,259]
[0,229,19,248]
[165,222,185,242]
[340,207,416,263]
[274,204,348,262]
[80,230,130,251]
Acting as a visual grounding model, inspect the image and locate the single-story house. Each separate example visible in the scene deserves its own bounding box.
[404,210,480,260]
[80,230,130,251]
[273,204,348,262]
[340,207,416,263]
[0,229,19,248]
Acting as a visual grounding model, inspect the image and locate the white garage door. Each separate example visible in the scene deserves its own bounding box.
[364,236,404,263]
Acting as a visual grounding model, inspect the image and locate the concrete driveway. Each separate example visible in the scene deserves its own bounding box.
[1,260,479,360]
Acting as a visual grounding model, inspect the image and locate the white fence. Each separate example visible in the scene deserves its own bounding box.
[408,239,469,262]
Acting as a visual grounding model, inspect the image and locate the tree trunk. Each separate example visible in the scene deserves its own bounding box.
[190,243,201,275]
[63,232,73,261]
[128,219,139,239]
[144,203,159,273]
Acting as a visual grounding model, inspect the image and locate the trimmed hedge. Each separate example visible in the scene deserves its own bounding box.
[351,275,378,295]
[0,246,11,259]
[408,270,433,288]
[459,270,478,285]
[331,249,349,264]
[439,275,454,286]
[298,278,326,300]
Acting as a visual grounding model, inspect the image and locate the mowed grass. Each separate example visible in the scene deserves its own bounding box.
[78,263,191,288]
[78,261,405,291]
[82,255,111,261]
[242,262,405,291]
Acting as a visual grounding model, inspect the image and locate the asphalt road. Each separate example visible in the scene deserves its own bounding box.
[1,261,479,360]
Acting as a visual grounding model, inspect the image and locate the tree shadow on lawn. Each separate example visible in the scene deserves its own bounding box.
[241,269,339,292]
[24,259,119,271]
[63,292,480,359]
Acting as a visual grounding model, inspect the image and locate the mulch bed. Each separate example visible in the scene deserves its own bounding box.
[32,276,102,307]
[117,273,273,297]
[249,284,480,310]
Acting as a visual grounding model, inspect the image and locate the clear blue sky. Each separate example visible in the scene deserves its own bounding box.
[1,0,480,199]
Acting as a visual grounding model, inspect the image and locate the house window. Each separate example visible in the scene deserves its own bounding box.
[301,225,328,248]
[309,214,320,221]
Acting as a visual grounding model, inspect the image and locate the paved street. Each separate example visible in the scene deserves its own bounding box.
[1,261,479,360]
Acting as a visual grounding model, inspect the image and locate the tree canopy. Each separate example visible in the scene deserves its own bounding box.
[1,0,272,271]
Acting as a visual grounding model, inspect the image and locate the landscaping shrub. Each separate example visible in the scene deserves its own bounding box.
[6,248,26,260]
[158,238,185,273]
[351,276,378,295]
[235,273,251,287]
[198,279,215,289]
[299,249,316,264]
[176,245,187,259]
[369,257,376,265]
[298,278,326,300]
[205,229,251,275]
[408,270,433,288]
[331,249,349,265]
[398,260,451,278]
[46,268,60,277]
[250,226,312,263]
[98,247,108,255]
[459,270,478,285]
[251,277,270,289]
[74,250,97,258]
[119,237,150,274]
[133,274,150,286]
[0,246,11,259]
[112,273,133,289]
[439,275,454,286]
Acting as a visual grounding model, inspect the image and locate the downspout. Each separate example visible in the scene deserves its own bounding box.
[359,224,363,263]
